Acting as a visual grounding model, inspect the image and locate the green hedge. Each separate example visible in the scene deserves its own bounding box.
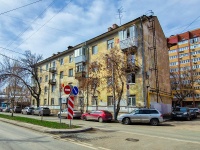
[0,114,80,129]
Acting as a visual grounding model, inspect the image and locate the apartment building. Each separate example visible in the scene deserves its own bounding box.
[167,28,200,107]
[34,15,171,114]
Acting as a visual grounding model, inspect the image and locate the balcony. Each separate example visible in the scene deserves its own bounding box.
[123,64,139,73]
[119,37,138,52]
[49,79,56,85]
[74,55,86,63]
[49,67,57,73]
[75,71,86,79]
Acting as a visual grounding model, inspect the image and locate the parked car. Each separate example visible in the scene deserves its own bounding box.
[32,107,50,116]
[12,106,22,113]
[57,109,82,119]
[117,108,163,126]
[21,107,35,115]
[0,107,3,112]
[3,107,11,112]
[189,108,197,119]
[81,110,113,122]
[190,108,200,115]
[171,107,191,120]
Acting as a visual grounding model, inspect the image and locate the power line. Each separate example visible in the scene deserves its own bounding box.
[14,0,72,50]
[0,0,43,16]
[180,15,200,33]
[6,0,57,48]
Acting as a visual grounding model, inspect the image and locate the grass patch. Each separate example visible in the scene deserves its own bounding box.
[0,114,80,129]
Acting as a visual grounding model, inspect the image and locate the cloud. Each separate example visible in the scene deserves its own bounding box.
[0,0,200,60]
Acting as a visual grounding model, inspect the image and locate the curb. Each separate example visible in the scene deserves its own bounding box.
[0,118,92,134]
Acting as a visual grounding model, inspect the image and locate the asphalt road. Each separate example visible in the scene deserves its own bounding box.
[1,112,200,150]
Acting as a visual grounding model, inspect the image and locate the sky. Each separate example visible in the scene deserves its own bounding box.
[0,0,200,60]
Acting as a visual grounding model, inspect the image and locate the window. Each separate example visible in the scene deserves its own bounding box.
[127,73,135,83]
[60,71,63,79]
[52,61,56,67]
[150,110,159,114]
[79,97,84,106]
[178,40,188,45]
[51,85,55,92]
[52,73,56,80]
[39,77,42,83]
[190,37,199,43]
[76,63,85,72]
[40,67,42,73]
[44,86,48,93]
[127,54,135,64]
[60,58,64,65]
[46,64,48,70]
[51,98,54,105]
[92,45,98,55]
[32,100,35,105]
[128,95,136,106]
[69,69,73,77]
[107,39,114,49]
[44,99,47,105]
[92,96,98,105]
[107,96,113,106]
[69,54,73,63]
[45,75,48,82]
[75,47,85,57]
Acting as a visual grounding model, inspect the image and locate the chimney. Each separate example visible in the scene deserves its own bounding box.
[108,27,113,31]
[112,24,118,29]
[68,46,73,49]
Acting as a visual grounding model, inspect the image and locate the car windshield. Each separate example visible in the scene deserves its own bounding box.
[175,108,187,112]
[43,108,49,110]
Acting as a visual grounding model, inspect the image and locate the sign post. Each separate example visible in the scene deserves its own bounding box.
[68,96,74,128]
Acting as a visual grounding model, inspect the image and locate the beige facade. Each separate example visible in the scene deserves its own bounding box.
[34,15,171,114]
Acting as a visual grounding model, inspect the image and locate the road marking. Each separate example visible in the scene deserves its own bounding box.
[118,130,200,145]
[98,147,111,150]
[59,138,98,149]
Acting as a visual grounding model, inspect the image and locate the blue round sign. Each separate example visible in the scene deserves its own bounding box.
[72,86,79,95]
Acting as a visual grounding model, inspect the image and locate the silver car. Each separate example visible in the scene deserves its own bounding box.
[21,107,35,115]
[57,109,82,119]
[117,108,164,126]
[33,107,50,116]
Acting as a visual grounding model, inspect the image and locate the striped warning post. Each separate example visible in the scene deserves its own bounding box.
[67,96,74,119]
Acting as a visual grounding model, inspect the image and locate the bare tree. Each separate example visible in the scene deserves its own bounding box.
[170,69,198,108]
[0,51,43,107]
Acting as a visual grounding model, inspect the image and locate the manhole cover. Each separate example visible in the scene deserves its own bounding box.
[126,138,139,142]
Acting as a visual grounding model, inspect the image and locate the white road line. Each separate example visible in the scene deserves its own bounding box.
[98,147,111,150]
[118,130,200,145]
[60,138,98,149]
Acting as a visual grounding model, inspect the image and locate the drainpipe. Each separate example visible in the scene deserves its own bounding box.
[140,16,146,107]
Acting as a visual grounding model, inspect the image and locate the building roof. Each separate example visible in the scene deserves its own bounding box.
[37,15,154,65]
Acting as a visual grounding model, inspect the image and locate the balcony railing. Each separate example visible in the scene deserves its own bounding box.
[49,67,57,73]
[119,37,138,51]
[74,55,86,63]
[49,79,56,85]
[75,71,86,79]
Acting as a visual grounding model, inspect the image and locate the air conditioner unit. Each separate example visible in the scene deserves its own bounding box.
[194,62,197,64]
[179,56,183,59]
[191,49,195,51]
[193,54,197,57]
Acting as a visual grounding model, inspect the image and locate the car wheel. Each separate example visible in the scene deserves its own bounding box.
[150,119,159,126]
[83,116,87,121]
[38,112,41,116]
[123,118,130,125]
[98,117,103,123]
[187,116,191,121]
[58,114,60,118]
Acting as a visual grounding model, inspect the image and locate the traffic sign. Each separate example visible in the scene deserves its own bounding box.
[64,85,71,95]
[72,86,79,95]
[67,96,74,119]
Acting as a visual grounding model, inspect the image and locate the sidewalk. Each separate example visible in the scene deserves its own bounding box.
[0,117,93,134]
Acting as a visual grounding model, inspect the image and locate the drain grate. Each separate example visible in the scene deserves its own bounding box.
[125,138,139,142]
